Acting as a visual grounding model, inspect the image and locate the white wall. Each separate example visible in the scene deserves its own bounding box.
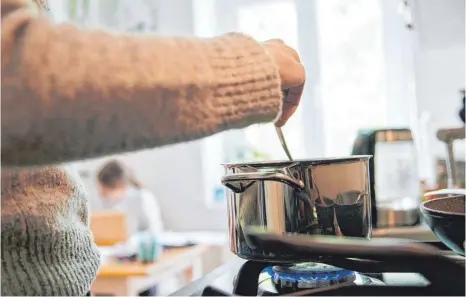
[413,0,465,126]
[381,0,417,128]
[411,0,465,183]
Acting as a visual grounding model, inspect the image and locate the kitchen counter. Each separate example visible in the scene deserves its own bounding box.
[170,259,244,296]
[372,224,436,241]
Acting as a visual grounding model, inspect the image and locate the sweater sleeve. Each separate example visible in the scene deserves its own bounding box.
[1,0,283,168]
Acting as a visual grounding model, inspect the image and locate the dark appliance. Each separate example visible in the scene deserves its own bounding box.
[352,128,421,228]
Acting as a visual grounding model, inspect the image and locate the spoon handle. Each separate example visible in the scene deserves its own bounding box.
[275,126,293,161]
[276,89,294,161]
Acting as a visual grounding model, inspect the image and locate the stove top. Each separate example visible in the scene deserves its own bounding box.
[172,240,465,296]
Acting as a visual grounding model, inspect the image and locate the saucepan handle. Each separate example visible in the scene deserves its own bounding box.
[221,171,305,193]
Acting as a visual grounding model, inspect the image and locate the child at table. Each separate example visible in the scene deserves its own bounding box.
[94,160,163,295]
[94,160,163,238]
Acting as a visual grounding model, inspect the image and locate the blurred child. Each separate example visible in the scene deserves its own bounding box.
[94,160,164,237]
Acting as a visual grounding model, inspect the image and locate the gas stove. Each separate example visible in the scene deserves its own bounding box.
[172,240,465,296]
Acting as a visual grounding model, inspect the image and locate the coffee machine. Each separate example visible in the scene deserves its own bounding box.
[352,128,421,228]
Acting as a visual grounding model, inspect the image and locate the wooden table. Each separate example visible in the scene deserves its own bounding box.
[91,245,209,296]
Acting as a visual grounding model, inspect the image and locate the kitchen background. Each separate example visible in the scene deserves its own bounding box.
[45,0,464,294]
[51,0,465,231]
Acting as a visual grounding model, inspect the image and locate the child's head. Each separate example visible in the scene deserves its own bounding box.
[97,160,141,201]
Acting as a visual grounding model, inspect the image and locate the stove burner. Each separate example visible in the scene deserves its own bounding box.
[257,262,386,295]
[268,263,356,290]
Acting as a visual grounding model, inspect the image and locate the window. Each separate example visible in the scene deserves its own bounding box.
[237,1,307,161]
[52,0,158,32]
[200,0,305,208]
[316,0,387,157]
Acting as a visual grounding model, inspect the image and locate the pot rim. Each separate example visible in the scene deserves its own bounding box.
[222,155,372,167]
[420,195,465,217]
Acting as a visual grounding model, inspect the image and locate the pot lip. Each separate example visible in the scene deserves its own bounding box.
[420,195,465,217]
[222,155,372,167]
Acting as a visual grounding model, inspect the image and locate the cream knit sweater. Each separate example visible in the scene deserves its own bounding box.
[1,0,282,295]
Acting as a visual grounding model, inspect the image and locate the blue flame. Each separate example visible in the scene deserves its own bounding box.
[264,267,356,282]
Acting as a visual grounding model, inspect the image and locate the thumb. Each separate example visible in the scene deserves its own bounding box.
[274,84,304,127]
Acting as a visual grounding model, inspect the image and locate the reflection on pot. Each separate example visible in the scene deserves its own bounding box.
[315,196,335,235]
[335,191,367,237]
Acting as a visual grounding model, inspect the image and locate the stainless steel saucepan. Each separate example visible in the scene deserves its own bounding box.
[221,156,372,262]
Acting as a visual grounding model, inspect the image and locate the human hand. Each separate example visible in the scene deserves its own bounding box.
[263,39,305,127]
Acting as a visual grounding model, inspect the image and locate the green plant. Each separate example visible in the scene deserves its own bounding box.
[68,0,92,21]
[68,0,77,19]
[252,149,271,161]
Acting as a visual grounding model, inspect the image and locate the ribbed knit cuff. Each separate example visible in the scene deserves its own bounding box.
[207,33,283,128]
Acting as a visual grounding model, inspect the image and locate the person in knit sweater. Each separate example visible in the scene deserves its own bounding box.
[1,0,305,295]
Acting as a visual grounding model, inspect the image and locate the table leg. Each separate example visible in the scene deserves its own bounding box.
[192,257,203,280]
[184,267,193,283]
[180,257,203,285]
